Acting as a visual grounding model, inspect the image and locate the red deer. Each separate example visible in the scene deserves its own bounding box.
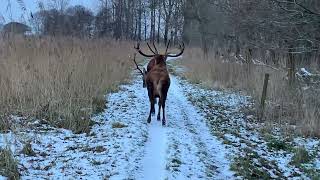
[132,42,159,88]
[132,41,184,125]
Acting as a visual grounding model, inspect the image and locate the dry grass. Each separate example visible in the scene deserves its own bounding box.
[0,115,11,133]
[0,35,133,133]
[180,47,320,137]
[0,148,20,179]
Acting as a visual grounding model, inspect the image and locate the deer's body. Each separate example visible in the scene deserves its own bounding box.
[132,41,184,125]
[146,58,156,72]
[145,55,170,124]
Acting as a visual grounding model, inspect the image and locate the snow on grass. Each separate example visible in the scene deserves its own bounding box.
[0,60,239,179]
[175,67,320,179]
[0,67,236,179]
[1,57,318,179]
[0,77,150,179]
[298,68,313,77]
[146,75,234,180]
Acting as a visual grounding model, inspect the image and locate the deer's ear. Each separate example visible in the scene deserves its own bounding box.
[143,68,147,74]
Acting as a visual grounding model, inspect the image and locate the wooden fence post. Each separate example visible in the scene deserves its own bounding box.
[288,47,295,86]
[259,73,270,120]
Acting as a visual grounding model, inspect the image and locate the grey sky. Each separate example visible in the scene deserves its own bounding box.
[0,0,100,24]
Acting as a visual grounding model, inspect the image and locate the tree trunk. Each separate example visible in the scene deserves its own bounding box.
[150,0,155,41]
[125,0,129,39]
[235,35,240,58]
[114,0,123,40]
[157,0,161,43]
[138,0,142,40]
[163,0,173,45]
[144,7,147,40]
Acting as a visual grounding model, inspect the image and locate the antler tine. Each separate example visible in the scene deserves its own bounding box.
[152,41,159,54]
[179,42,184,50]
[167,42,185,57]
[147,42,157,54]
[132,53,144,76]
[134,42,154,57]
[134,42,140,50]
[165,40,171,55]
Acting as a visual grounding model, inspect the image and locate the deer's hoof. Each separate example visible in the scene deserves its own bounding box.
[157,114,161,121]
[147,118,151,123]
[162,119,166,126]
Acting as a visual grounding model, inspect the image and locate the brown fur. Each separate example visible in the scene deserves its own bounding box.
[145,55,170,125]
[133,41,184,125]
[147,58,156,72]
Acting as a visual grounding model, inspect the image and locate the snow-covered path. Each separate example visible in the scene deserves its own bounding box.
[114,73,234,179]
[140,121,167,180]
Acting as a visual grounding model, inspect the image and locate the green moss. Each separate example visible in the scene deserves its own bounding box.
[231,155,272,179]
[231,156,271,179]
[301,167,320,180]
[266,138,291,151]
[230,148,284,179]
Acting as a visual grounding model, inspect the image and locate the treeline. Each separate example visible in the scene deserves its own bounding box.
[28,0,184,44]
[9,0,320,66]
[183,0,320,66]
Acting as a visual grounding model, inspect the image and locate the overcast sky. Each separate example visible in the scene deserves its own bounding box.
[0,0,100,24]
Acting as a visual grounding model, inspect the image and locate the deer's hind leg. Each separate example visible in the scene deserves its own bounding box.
[161,96,167,126]
[157,99,161,121]
[161,86,169,126]
[147,86,155,123]
[152,98,156,115]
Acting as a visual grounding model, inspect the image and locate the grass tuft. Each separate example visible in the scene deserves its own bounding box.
[266,138,292,151]
[92,96,107,114]
[0,148,20,180]
[0,116,11,133]
[112,122,128,129]
[290,147,312,166]
[82,145,107,153]
[21,142,36,156]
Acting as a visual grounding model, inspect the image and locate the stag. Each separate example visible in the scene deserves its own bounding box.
[131,42,159,88]
[132,41,184,125]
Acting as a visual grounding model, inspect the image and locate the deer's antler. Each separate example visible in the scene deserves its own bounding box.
[167,42,185,57]
[131,53,145,76]
[134,42,155,57]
